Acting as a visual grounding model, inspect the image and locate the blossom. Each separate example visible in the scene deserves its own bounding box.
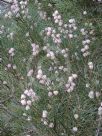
[88,62,94,70]
[21,99,26,106]
[27,69,33,77]
[42,110,48,118]
[74,114,79,119]
[88,91,94,99]
[53,90,59,96]
[31,43,40,56]
[49,122,54,128]
[72,127,78,132]
[83,11,87,15]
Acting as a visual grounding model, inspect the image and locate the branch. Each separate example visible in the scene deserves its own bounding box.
[0,0,13,4]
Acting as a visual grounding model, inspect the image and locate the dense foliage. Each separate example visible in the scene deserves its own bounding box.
[0,0,102,136]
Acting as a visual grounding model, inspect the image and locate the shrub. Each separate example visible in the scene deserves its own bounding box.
[0,0,102,136]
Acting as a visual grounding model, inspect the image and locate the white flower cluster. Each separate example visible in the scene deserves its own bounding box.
[83,11,87,15]
[65,74,78,93]
[43,45,68,59]
[5,11,13,18]
[81,39,90,57]
[88,91,100,99]
[20,1,28,9]
[27,69,33,77]
[44,27,62,44]
[7,32,14,40]
[31,43,40,56]
[42,12,77,46]
[88,91,94,99]
[41,110,54,128]
[72,127,78,132]
[35,1,47,20]
[81,44,90,57]
[5,0,19,18]
[20,0,29,18]
[48,90,59,97]
[80,22,95,58]
[42,110,48,118]
[43,45,56,60]
[43,44,56,60]
[60,48,69,58]
[80,24,93,57]
[74,114,79,119]
[88,62,94,70]
[48,64,68,75]
[80,28,88,36]
[44,27,54,37]
[63,18,77,39]
[53,10,63,26]
[5,0,29,18]
[68,18,77,30]
[82,39,91,45]
[7,64,12,68]
[6,62,17,70]
[38,11,47,20]
[46,50,55,60]
[52,12,77,39]
[11,0,19,14]
[2,80,7,85]
[36,68,50,85]
[23,112,32,121]
[8,48,15,56]
[21,88,38,110]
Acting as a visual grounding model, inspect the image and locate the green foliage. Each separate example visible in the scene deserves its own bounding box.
[0,0,102,136]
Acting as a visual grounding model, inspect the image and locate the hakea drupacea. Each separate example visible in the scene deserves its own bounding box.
[19,9,99,133]
[21,11,78,132]
[2,1,101,134]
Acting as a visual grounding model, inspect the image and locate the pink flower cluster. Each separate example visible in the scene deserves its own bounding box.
[21,88,38,110]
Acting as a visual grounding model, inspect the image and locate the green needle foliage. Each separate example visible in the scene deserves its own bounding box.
[0,0,102,136]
